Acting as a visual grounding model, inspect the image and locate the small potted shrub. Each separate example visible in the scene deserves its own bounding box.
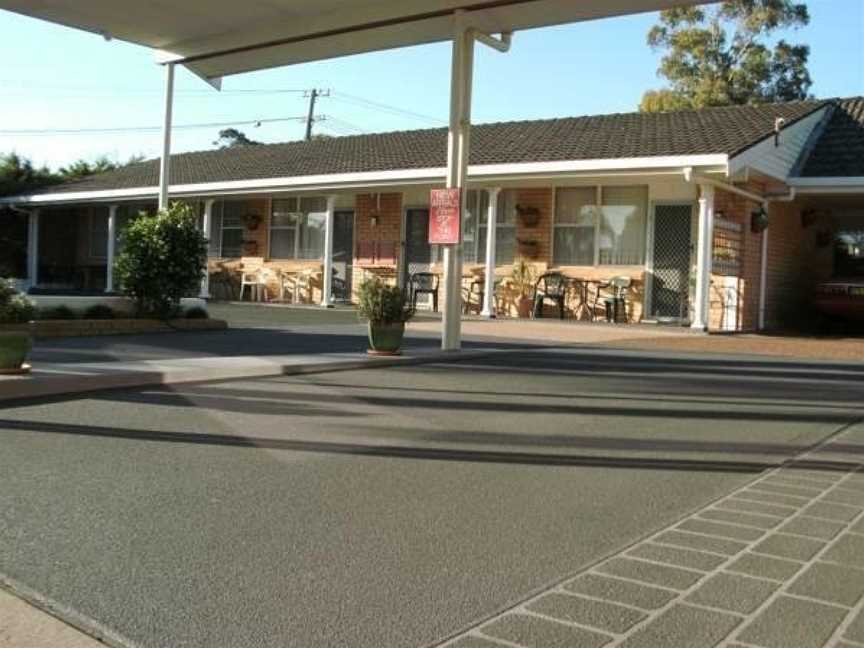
[510,257,536,318]
[0,279,36,374]
[357,276,414,355]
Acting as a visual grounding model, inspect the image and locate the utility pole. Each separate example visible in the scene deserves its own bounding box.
[304,88,330,141]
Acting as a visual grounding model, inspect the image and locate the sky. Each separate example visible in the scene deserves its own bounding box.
[0,0,861,171]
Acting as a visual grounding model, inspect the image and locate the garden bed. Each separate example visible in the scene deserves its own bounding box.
[0,318,228,339]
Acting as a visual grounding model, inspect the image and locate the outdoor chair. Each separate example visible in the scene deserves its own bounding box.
[409,272,439,312]
[239,268,267,302]
[532,272,567,319]
[463,277,484,314]
[594,276,632,323]
[291,269,315,304]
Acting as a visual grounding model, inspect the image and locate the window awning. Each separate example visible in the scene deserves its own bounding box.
[1,0,710,83]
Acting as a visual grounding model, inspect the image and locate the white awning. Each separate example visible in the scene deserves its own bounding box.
[1,0,710,83]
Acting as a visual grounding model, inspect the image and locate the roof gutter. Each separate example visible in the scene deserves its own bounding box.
[2,155,729,206]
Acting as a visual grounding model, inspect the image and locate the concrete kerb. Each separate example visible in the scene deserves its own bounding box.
[0,347,506,404]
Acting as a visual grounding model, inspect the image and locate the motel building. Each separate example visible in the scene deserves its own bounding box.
[1,96,863,332]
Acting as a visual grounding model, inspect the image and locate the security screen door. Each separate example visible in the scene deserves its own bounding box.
[332,210,353,301]
[651,204,694,321]
[404,208,432,282]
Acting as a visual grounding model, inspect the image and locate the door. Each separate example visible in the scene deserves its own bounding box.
[651,204,693,321]
[404,208,432,284]
[332,210,354,301]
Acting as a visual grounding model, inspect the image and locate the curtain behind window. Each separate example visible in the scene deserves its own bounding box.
[599,186,647,265]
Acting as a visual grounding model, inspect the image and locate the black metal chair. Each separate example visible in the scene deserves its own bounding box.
[409,272,439,312]
[532,272,567,319]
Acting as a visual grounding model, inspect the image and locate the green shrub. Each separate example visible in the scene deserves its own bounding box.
[184,306,209,319]
[114,202,207,319]
[356,277,414,325]
[83,304,116,320]
[0,278,36,324]
[39,305,77,320]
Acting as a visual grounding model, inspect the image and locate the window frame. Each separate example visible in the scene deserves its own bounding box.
[552,185,648,267]
[268,196,329,261]
[218,201,245,259]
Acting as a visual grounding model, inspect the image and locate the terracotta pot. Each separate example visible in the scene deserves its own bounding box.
[516,295,533,318]
[0,329,32,374]
[367,321,405,355]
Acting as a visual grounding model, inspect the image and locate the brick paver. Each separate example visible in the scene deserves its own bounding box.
[437,426,864,648]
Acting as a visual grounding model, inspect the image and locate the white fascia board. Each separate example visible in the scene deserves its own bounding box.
[1,155,728,205]
[789,177,864,188]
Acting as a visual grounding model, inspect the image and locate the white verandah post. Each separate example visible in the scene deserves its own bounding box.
[105,204,117,293]
[692,184,715,331]
[442,13,475,351]
[321,194,337,308]
[200,199,214,299]
[481,187,501,318]
[158,62,175,211]
[26,209,39,290]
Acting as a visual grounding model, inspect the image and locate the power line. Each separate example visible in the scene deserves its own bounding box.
[331,91,446,125]
[0,116,309,136]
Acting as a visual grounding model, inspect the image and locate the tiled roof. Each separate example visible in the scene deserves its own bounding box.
[33,99,827,196]
[799,98,864,178]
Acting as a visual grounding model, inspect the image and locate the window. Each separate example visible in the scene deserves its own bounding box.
[212,201,244,258]
[599,186,648,265]
[553,187,597,266]
[269,196,328,260]
[88,208,109,259]
[461,190,517,265]
[553,186,648,266]
[462,190,488,264]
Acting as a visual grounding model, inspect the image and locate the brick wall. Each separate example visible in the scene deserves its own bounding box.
[763,202,834,329]
[352,192,403,297]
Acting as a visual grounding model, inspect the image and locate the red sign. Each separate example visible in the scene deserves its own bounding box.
[429,188,461,245]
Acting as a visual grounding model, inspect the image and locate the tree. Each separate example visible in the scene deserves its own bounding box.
[640,1,812,112]
[0,153,60,196]
[59,155,145,180]
[114,203,208,318]
[213,128,261,148]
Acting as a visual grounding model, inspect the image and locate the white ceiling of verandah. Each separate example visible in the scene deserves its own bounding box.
[0,0,712,82]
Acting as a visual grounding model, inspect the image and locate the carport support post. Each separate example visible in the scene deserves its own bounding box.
[321,195,337,308]
[26,209,39,289]
[158,62,175,211]
[105,205,117,293]
[442,12,474,351]
[692,184,715,331]
[481,187,501,318]
[200,199,214,299]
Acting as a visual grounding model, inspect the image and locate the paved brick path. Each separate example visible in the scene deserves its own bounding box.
[439,424,864,648]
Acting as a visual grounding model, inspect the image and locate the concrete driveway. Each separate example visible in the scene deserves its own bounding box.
[1,348,862,647]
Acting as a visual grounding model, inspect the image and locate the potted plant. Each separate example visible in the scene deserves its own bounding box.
[751,207,769,233]
[516,204,540,228]
[241,212,262,230]
[0,278,36,374]
[510,257,536,318]
[357,276,414,355]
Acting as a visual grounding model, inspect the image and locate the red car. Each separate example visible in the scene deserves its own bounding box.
[813,280,864,323]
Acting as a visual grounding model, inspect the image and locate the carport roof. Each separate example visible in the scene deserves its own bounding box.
[22,99,826,197]
[799,97,864,178]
